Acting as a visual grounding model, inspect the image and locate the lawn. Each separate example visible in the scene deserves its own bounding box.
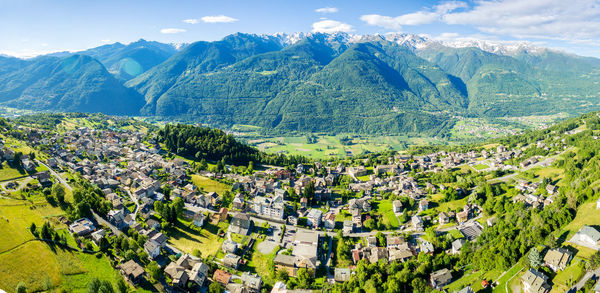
[552,258,585,292]
[448,229,464,239]
[472,163,490,171]
[492,263,524,293]
[0,198,125,292]
[372,200,399,229]
[557,201,600,241]
[167,219,224,258]
[0,162,27,181]
[243,239,280,286]
[445,267,502,292]
[190,174,231,195]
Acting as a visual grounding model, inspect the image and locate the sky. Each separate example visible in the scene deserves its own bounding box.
[2,0,600,58]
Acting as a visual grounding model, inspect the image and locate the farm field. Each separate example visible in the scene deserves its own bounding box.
[190,174,231,195]
[0,198,124,292]
[167,219,226,257]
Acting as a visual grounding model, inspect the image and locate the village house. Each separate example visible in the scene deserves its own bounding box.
[573,225,600,248]
[334,268,351,282]
[241,272,263,293]
[143,239,161,259]
[120,260,145,284]
[430,268,452,289]
[229,213,253,235]
[393,200,403,213]
[323,212,336,230]
[543,247,572,272]
[521,269,551,293]
[250,195,284,219]
[306,209,323,228]
[213,269,232,286]
[224,253,241,269]
[68,218,95,236]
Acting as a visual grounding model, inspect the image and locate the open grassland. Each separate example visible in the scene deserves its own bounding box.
[557,201,600,241]
[0,198,124,292]
[243,239,280,286]
[445,267,502,292]
[167,219,226,257]
[190,174,231,195]
[372,200,399,229]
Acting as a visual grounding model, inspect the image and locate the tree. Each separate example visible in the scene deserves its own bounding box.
[16,282,27,293]
[528,247,542,268]
[296,268,314,289]
[29,222,37,236]
[88,278,102,293]
[116,279,128,293]
[209,282,223,293]
[52,184,66,203]
[364,218,376,231]
[147,261,162,282]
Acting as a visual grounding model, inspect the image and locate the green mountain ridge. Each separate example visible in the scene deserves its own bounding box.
[1,32,600,135]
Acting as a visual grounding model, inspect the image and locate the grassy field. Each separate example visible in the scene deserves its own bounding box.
[491,263,524,293]
[190,174,231,195]
[445,267,502,292]
[0,162,27,181]
[0,198,124,292]
[247,134,440,159]
[243,239,280,286]
[167,219,225,257]
[551,258,585,292]
[557,201,600,241]
[372,200,399,229]
[472,163,490,171]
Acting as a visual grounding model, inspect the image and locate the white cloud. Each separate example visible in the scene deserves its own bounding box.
[160,28,186,34]
[360,1,467,30]
[200,15,238,23]
[441,0,600,41]
[361,0,600,45]
[101,39,111,43]
[311,19,354,33]
[316,7,338,13]
[183,19,200,24]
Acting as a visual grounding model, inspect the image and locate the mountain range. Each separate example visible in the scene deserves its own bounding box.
[2,32,600,135]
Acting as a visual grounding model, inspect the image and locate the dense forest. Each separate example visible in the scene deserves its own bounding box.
[158,123,309,167]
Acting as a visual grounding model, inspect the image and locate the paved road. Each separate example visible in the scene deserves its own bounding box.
[570,268,600,292]
[36,159,72,191]
[124,189,140,219]
[92,210,122,236]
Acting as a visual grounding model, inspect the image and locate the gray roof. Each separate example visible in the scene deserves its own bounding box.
[579,225,600,242]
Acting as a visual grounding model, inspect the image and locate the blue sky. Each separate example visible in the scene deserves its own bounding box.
[1,0,600,57]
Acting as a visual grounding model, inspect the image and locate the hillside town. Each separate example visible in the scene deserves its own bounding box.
[2,112,600,293]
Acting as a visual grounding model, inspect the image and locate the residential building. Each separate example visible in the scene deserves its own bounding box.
[543,248,572,272]
[306,209,323,228]
[431,268,452,289]
[521,269,551,293]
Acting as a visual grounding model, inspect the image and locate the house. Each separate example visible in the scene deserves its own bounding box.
[68,218,95,236]
[456,210,469,224]
[144,240,161,259]
[233,193,245,210]
[120,260,145,284]
[306,209,323,228]
[412,215,424,232]
[388,244,414,262]
[189,262,209,286]
[222,240,239,254]
[390,200,403,214]
[213,269,232,286]
[229,213,252,235]
[419,240,435,255]
[419,199,429,211]
[366,236,377,247]
[343,220,354,234]
[107,210,126,228]
[241,272,262,293]
[543,248,572,272]
[455,286,475,293]
[573,225,600,247]
[91,229,106,245]
[300,197,308,208]
[150,232,167,247]
[451,239,465,255]
[323,212,336,230]
[597,197,600,210]
[459,223,483,241]
[224,253,241,269]
[251,196,284,219]
[439,212,449,225]
[334,268,351,282]
[521,269,551,293]
[431,268,452,289]
[193,212,205,227]
[545,184,557,195]
[218,208,229,221]
[274,254,297,277]
[386,236,405,249]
